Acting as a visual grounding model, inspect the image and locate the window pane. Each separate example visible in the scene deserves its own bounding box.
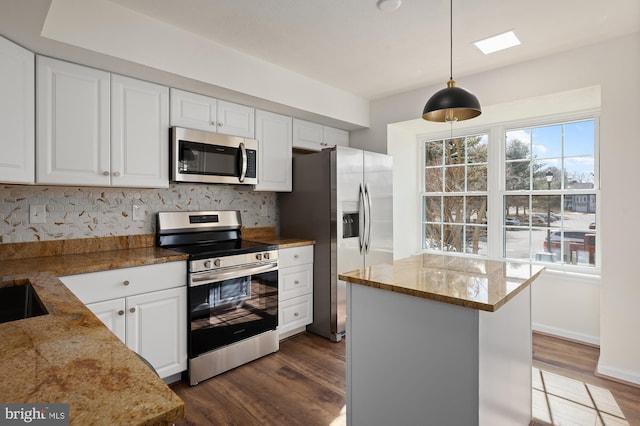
[424,223,442,250]
[466,135,488,164]
[424,196,441,222]
[443,196,464,224]
[445,138,465,165]
[506,161,530,190]
[425,141,444,166]
[531,195,561,228]
[564,157,595,187]
[445,165,465,192]
[505,195,530,222]
[506,130,531,160]
[425,167,443,192]
[565,120,595,157]
[466,225,487,255]
[532,124,562,158]
[562,195,597,265]
[467,196,487,224]
[532,162,561,190]
[442,224,463,252]
[505,227,531,260]
[468,165,487,191]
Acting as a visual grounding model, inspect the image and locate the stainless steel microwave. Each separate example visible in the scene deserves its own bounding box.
[171,127,258,185]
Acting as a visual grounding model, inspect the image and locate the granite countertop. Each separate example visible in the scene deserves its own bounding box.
[0,271,184,425]
[339,253,545,312]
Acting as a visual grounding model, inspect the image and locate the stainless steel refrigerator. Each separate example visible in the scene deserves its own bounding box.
[279,146,393,342]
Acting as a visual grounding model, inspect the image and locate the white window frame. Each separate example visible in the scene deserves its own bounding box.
[418,110,600,276]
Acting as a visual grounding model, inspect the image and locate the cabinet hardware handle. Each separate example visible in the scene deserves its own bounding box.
[113,171,120,177]
[123,280,130,286]
[211,121,216,126]
[130,307,136,313]
[118,310,124,316]
[103,171,109,176]
[294,280,299,285]
[294,312,299,317]
[218,122,224,127]
[294,254,299,259]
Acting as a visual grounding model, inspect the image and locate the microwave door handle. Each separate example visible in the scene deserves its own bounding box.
[239,142,247,182]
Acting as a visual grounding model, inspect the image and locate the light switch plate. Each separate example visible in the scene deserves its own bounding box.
[132,205,145,221]
[30,205,46,224]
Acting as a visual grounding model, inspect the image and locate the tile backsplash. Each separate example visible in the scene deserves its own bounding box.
[0,184,277,243]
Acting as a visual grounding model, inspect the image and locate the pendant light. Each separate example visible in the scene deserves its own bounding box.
[422,0,481,122]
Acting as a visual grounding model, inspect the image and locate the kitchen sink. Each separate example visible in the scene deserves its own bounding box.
[0,283,48,324]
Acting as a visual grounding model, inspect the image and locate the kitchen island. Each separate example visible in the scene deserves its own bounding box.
[339,254,544,426]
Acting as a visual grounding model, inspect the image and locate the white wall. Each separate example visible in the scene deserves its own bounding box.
[352,33,640,385]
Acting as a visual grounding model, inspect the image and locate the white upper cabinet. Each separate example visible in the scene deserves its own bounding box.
[37,57,169,188]
[323,126,349,148]
[293,118,348,151]
[111,74,169,188]
[170,88,254,138]
[254,109,292,192]
[0,36,34,184]
[37,56,111,186]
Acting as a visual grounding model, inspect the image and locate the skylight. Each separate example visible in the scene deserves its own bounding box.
[474,31,521,55]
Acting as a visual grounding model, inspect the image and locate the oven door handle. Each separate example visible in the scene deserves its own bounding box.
[190,262,278,287]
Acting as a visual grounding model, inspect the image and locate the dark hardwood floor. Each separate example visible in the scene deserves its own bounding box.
[171,332,640,425]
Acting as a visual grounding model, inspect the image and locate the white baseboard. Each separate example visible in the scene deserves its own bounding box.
[532,322,600,346]
[597,364,640,387]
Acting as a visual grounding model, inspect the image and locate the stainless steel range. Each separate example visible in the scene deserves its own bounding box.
[157,210,279,385]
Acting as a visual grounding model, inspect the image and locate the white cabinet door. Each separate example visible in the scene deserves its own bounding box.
[86,298,126,344]
[125,286,187,379]
[111,74,169,188]
[293,119,324,151]
[254,110,292,192]
[323,126,349,147]
[170,88,217,133]
[216,99,254,138]
[36,56,111,186]
[0,36,34,184]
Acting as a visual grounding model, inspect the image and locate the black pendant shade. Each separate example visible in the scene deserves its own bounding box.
[422,79,481,122]
[422,0,481,122]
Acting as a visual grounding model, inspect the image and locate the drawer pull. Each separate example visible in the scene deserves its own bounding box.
[294,254,299,259]
[129,307,136,313]
[118,310,124,316]
[294,280,300,285]
[123,280,130,286]
[294,312,299,317]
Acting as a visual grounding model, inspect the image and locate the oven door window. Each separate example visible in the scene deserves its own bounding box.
[178,140,240,176]
[189,270,278,357]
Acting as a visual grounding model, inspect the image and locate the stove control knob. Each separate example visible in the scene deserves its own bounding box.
[214,259,221,267]
[264,252,270,260]
[204,260,212,269]
[255,253,263,261]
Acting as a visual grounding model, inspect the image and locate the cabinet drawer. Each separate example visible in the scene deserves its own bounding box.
[279,294,313,333]
[279,264,312,300]
[279,245,313,268]
[61,261,186,304]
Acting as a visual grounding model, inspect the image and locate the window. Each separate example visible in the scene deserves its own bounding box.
[422,134,488,255]
[504,119,597,266]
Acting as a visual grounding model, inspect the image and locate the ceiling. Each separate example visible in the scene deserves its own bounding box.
[103,0,640,100]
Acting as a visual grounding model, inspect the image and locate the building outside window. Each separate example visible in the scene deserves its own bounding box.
[421,116,598,270]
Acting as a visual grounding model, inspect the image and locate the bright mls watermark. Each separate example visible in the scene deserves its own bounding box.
[0,404,68,425]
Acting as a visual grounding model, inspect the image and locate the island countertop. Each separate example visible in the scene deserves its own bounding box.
[338,253,545,312]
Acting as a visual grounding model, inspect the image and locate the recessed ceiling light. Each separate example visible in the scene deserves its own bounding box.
[376,0,402,13]
[474,31,521,55]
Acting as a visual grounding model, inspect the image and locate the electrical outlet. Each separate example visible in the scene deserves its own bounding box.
[132,205,145,221]
[29,205,46,224]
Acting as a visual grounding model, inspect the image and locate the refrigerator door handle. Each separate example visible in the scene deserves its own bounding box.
[364,183,372,253]
[358,184,365,253]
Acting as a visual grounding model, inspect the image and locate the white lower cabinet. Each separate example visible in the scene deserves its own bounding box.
[278,245,314,339]
[61,262,187,380]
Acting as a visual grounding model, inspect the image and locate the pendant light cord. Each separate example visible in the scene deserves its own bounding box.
[449,0,453,80]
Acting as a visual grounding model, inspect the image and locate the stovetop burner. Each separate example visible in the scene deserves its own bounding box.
[169,239,277,259]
